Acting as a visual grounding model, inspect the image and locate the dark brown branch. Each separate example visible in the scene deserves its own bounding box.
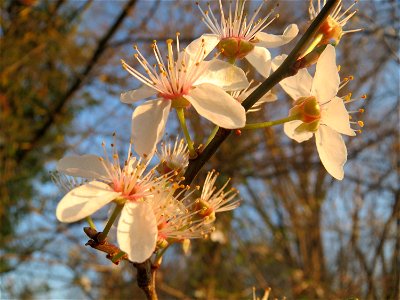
[83,227,128,265]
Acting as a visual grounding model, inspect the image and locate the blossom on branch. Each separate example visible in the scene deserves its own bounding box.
[196,0,298,77]
[195,170,240,224]
[120,34,248,157]
[156,137,189,176]
[273,45,360,180]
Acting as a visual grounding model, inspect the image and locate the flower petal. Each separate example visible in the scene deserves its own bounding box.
[194,59,249,91]
[131,99,170,158]
[120,85,157,104]
[245,46,271,78]
[312,45,340,104]
[117,202,158,263]
[256,24,299,48]
[57,155,110,180]
[186,83,246,129]
[56,181,118,223]
[284,120,314,143]
[185,34,220,61]
[322,97,356,136]
[272,55,313,100]
[315,125,347,180]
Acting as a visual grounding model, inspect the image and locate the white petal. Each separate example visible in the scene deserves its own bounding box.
[271,54,287,72]
[120,85,157,103]
[312,45,340,103]
[57,155,110,180]
[284,120,314,143]
[185,34,220,62]
[272,55,313,100]
[117,202,158,263]
[315,125,347,180]
[56,181,118,223]
[322,97,356,136]
[245,46,271,78]
[256,24,299,48]
[186,83,246,129]
[131,99,170,157]
[194,59,249,91]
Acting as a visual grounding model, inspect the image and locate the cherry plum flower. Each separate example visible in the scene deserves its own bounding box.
[156,137,189,175]
[120,34,248,157]
[309,0,361,46]
[272,45,358,180]
[194,170,240,224]
[55,141,167,262]
[196,0,298,77]
[118,180,214,261]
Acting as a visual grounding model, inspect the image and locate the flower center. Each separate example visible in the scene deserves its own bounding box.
[217,37,255,60]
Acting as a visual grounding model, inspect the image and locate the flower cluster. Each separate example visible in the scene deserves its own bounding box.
[55,138,239,262]
[54,0,364,269]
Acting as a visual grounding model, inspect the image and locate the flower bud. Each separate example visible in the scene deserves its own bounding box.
[217,37,255,60]
[318,16,343,46]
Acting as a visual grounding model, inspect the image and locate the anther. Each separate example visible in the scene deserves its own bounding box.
[358,108,364,113]
[357,121,364,127]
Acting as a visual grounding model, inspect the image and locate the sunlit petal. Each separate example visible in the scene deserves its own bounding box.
[56,181,118,223]
[312,45,340,103]
[272,55,312,100]
[315,125,347,180]
[120,85,157,103]
[57,155,110,180]
[256,24,299,48]
[284,120,314,143]
[322,97,355,136]
[194,59,249,91]
[131,99,170,157]
[245,46,272,78]
[117,202,158,263]
[187,83,246,129]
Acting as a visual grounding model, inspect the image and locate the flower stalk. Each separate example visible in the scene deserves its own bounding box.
[243,115,299,130]
[176,108,196,158]
[99,203,124,242]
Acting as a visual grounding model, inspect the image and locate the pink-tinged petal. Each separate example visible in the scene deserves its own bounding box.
[312,45,340,103]
[194,59,249,91]
[272,55,312,100]
[57,155,110,180]
[322,97,356,136]
[256,24,299,48]
[120,85,157,104]
[186,83,246,129]
[185,34,220,61]
[284,120,313,143]
[245,46,272,78]
[117,202,157,263]
[315,125,347,180]
[56,181,118,223]
[131,99,170,158]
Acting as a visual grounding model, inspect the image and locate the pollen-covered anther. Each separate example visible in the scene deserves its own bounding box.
[357,121,364,127]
